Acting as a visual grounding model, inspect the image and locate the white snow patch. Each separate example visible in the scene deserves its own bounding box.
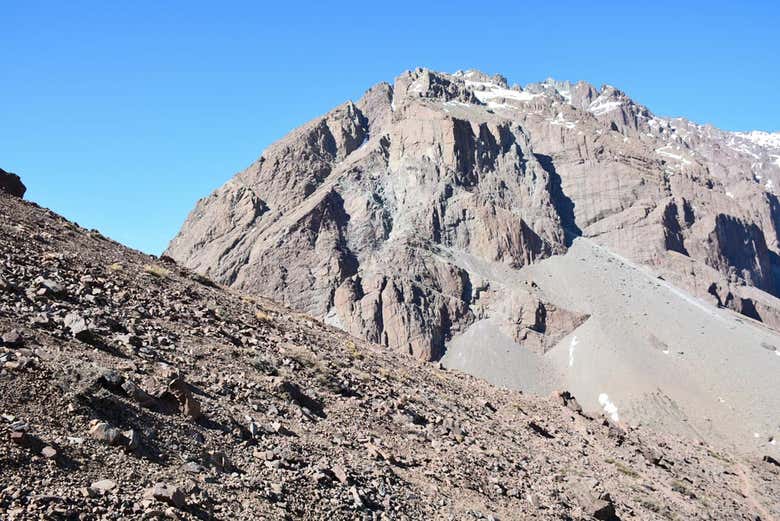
[443,100,471,113]
[408,78,426,94]
[656,145,692,165]
[466,80,539,106]
[598,393,619,422]
[588,97,623,116]
[726,191,734,199]
[551,112,576,129]
[734,130,780,149]
[766,179,774,192]
[568,336,578,367]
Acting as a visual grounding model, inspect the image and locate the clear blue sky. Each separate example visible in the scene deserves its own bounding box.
[3,1,778,254]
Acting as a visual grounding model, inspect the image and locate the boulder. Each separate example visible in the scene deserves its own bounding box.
[63,313,93,342]
[89,420,122,445]
[0,168,25,198]
[90,479,117,494]
[144,482,186,509]
[1,330,24,348]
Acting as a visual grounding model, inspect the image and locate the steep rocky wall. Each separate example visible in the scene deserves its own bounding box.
[168,68,780,357]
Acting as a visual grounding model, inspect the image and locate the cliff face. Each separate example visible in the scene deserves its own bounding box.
[167,69,780,359]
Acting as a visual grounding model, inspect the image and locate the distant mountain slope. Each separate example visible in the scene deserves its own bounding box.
[167,69,780,363]
[5,191,780,519]
[443,236,780,456]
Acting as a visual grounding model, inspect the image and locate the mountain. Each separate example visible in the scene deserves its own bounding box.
[166,69,780,454]
[167,69,780,358]
[5,187,780,519]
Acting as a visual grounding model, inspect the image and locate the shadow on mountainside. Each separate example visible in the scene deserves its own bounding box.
[535,153,582,246]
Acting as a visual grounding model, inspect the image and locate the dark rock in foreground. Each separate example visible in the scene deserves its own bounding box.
[0,168,26,198]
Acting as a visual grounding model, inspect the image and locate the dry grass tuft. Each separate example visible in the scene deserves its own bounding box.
[143,264,170,278]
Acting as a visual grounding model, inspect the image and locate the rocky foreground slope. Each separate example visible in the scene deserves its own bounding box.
[2,191,780,519]
[168,68,780,362]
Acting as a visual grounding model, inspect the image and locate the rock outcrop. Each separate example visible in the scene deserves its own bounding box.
[167,69,780,358]
[0,168,26,198]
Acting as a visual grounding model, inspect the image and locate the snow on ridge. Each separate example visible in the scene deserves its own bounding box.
[588,97,624,116]
[550,112,576,129]
[537,78,573,103]
[734,130,780,150]
[655,145,692,165]
[465,80,540,106]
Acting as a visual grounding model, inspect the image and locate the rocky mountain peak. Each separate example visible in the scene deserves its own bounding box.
[168,68,780,360]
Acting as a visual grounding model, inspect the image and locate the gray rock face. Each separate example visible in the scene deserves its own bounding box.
[167,68,780,358]
[0,168,26,198]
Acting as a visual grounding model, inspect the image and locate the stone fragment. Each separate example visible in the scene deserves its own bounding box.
[591,497,619,521]
[558,390,583,414]
[41,446,57,459]
[144,482,186,509]
[122,429,140,450]
[763,455,780,468]
[182,461,207,474]
[331,464,349,484]
[10,431,27,446]
[168,377,203,420]
[121,379,157,407]
[207,451,233,472]
[89,420,122,445]
[350,486,364,508]
[37,278,65,297]
[63,313,93,342]
[2,330,24,347]
[90,479,117,494]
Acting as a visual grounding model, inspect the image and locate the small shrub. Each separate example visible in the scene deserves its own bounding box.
[347,340,363,360]
[671,479,696,499]
[252,353,278,375]
[284,345,319,369]
[192,272,217,287]
[143,264,169,278]
[614,461,640,478]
